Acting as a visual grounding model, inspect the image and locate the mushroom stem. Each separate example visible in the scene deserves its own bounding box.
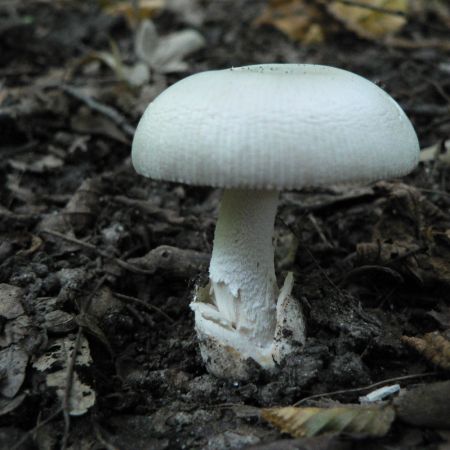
[191,189,306,378]
[191,188,280,368]
[209,188,279,345]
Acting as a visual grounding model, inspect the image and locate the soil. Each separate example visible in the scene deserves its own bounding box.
[1,1,450,449]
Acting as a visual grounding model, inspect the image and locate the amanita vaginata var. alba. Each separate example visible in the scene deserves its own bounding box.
[132,64,420,379]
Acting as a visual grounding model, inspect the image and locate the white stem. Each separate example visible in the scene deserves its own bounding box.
[191,188,306,378]
[209,189,279,346]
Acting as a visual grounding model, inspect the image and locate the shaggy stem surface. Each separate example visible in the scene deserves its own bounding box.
[208,188,279,347]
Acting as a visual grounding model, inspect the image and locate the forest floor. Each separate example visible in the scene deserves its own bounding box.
[1,1,450,449]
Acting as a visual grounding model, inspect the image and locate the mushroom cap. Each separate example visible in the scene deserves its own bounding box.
[132,64,419,189]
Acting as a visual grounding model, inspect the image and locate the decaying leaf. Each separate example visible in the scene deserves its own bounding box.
[38,177,102,236]
[33,335,95,416]
[402,331,450,370]
[0,345,29,398]
[0,315,33,349]
[87,18,204,84]
[46,371,95,416]
[76,314,113,355]
[9,154,64,174]
[253,0,325,43]
[0,284,24,320]
[134,19,206,73]
[33,335,92,372]
[70,107,129,144]
[327,0,408,40]
[15,234,43,256]
[0,393,26,416]
[261,404,395,438]
[419,139,450,165]
[44,310,76,334]
[103,0,165,25]
[166,0,205,26]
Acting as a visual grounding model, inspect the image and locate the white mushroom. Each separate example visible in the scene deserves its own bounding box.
[132,64,420,379]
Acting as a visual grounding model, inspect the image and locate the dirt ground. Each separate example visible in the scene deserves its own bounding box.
[1,1,450,449]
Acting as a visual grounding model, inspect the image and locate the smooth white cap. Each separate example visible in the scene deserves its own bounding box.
[132,64,419,189]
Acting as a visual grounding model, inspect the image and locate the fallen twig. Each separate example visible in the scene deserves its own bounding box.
[61,276,106,450]
[294,371,438,406]
[113,292,175,323]
[113,195,185,225]
[128,245,210,278]
[40,229,155,275]
[61,85,135,137]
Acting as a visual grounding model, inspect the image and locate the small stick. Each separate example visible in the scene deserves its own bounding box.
[11,407,63,450]
[40,229,155,275]
[293,371,438,406]
[113,292,175,323]
[61,276,106,450]
[61,85,135,137]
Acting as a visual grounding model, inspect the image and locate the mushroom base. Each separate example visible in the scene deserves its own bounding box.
[192,273,305,380]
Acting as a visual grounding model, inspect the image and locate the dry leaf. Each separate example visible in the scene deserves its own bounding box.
[327,0,408,40]
[134,19,205,73]
[9,154,64,173]
[402,332,450,370]
[253,0,325,43]
[33,335,93,372]
[71,107,129,143]
[419,140,450,165]
[166,0,205,26]
[0,393,26,416]
[46,371,95,416]
[0,345,28,398]
[0,284,24,320]
[33,335,95,416]
[63,178,102,234]
[16,234,43,256]
[104,0,165,26]
[0,315,33,348]
[262,404,395,438]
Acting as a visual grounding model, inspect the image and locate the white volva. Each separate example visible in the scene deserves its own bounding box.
[131,64,420,379]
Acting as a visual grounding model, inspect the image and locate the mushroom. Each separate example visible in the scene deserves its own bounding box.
[131,64,419,379]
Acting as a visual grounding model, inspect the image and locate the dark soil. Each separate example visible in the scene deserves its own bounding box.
[1,1,450,449]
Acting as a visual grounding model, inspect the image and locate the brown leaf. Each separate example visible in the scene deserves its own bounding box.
[16,235,43,256]
[261,404,395,438]
[327,0,408,40]
[63,178,102,234]
[402,331,450,370]
[253,0,325,43]
[103,0,165,26]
